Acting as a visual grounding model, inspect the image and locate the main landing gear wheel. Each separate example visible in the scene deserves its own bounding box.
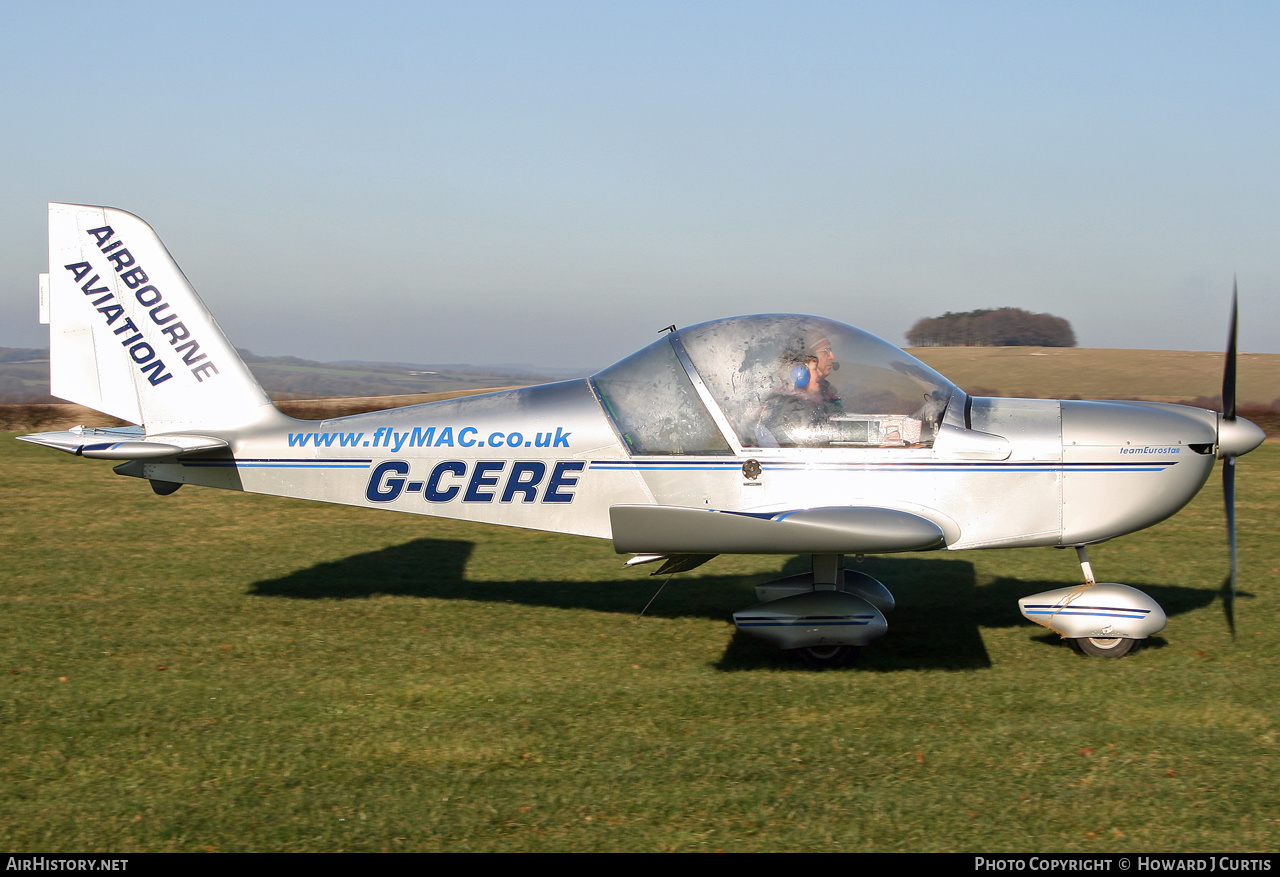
[789,645,860,667]
[1069,636,1137,658]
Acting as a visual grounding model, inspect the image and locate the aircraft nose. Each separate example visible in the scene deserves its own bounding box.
[1218,415,1266,459]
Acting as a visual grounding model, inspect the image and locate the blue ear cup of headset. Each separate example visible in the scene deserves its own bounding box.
[792,364,810,388]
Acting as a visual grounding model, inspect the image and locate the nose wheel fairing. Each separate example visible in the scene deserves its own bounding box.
[1017,582,1167,644]
[1016,547,1166,656]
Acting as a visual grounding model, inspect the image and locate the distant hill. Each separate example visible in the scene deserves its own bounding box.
[4,345,1277,436]
[908,346,1280,408]
[0,351,53,404]
[0,347,575,403]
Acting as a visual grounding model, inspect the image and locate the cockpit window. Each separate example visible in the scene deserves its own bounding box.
[592,335,732,455]
[676,315,957,449]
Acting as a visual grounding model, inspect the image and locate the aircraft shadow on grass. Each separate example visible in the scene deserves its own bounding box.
[249,538,1225,672]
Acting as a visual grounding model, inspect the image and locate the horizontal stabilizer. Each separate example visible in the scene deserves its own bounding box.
[610,504,947,555]
[17,426,228,459]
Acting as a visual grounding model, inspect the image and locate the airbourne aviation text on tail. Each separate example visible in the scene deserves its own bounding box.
[22,203,1266,665]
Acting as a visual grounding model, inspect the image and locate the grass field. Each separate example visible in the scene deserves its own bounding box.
[910,346,1280,409]
[2,434,1278,852]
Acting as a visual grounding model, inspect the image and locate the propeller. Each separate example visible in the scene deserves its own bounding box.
[1215,281,1266,633]
[1221,284,1239,634]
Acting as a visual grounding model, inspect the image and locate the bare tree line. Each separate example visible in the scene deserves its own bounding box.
[907,308,1076,348]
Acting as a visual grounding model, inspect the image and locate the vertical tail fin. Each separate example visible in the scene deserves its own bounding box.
[43,203,278,433]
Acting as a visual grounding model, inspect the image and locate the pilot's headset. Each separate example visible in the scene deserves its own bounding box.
[791,355,817,389]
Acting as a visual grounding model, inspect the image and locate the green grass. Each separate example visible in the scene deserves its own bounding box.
[2,435,1278,851]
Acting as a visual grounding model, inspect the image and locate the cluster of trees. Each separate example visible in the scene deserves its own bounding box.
[907,308,1076,348]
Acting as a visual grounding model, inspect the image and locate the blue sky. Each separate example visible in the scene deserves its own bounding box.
[2,1,1277,370]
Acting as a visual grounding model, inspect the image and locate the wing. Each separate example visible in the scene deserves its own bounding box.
[609,504,947,556]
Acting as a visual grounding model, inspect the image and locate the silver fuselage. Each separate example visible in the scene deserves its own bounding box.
[124,380,1221,553]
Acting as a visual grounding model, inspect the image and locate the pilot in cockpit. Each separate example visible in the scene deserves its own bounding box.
[755,332,845,447]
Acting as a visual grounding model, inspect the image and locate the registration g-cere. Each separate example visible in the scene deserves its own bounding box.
[365,460,584,504]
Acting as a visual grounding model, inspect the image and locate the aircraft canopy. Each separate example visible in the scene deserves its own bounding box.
[592,314,959,455]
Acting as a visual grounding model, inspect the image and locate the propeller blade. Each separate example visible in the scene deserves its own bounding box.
[1222,280,1238,421]
[1218,282,1241,635]
[1222,454,1237,636]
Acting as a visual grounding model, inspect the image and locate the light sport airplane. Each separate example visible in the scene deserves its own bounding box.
[20,203,1266,666]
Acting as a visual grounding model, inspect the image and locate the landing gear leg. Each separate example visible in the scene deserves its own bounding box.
[790,555,860,666]
[1062,547,1136,658]
[1076,546,1097,590]
[812,553,843,590]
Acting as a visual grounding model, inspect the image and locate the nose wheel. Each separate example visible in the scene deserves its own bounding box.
[790,645,860,667]
[1068,636,1137,658]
